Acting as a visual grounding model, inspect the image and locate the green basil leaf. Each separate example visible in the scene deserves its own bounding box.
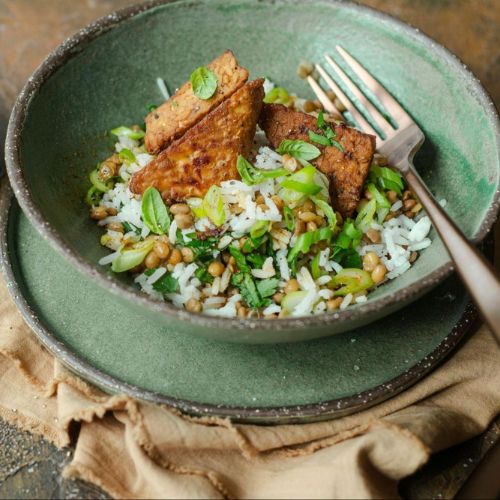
[195,266,213,284]
[190,66,218,100]
[236,155,288,185]
[277,140,321,163]
[141,187,171,235]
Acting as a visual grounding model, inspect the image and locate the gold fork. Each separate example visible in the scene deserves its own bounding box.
[307,46,500,342]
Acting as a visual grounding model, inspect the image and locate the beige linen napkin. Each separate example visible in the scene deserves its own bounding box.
[0,277,499,499]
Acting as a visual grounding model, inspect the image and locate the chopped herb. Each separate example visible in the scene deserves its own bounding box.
[141,187,171,234]
[236,155,288,186]
[256,277,279,298]
[190,66,218,100]
[232,272,271,309]
[122,221,141,235]
[194,266,213,284]
[143,269,179,294]
[179,233,219,261]
[147,103,158,112]
[287,226,333,262]
[331,220,363,269]
[307,111,344,152]
[229,245,250,273]
[246,253,267,269]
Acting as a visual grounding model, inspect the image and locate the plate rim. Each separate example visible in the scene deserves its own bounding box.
[0,181,479,424]
[3,0,499,336]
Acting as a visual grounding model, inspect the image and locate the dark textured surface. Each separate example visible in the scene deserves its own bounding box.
[0,0,499,498]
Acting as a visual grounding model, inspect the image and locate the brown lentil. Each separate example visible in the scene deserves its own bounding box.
[107,222,124,232]
[284,279,300,294]
[181,247,194,263]
[145,251,161,269]
[327,297,343,311]
[294,220,306,236]
[363,252,380,272]
[185,298,202,313]
[106,207,118,216]
[174,213,193,229]
[298,211,317,222]
[90,206,108,220]
[208,261,225,277]
[403,199,416,211]
[271,195,284,211]
[306,221,318,232]
[410,251,418,263]
[403,190,412,201]
[99,161,118,181]
[154,241,170,259]
[411,202,423,214]
[272,292,284,304]
[297,61,314,79]
[386,190,398,204]
[303,100,317,113]
[168,248,182,265]
[371,264,387,284]
[170,203,190,215]
[404,210,416,219]
[237,306,248,318]
[333,97,346,112]
[366,228,381,243]
[302,199,314,211]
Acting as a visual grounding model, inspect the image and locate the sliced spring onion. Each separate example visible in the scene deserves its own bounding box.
[119,148,136,163]
[310,196,337,229]
[85,186,101,206]
[310,252,325,280]
[283,206,295,231]
[89,169,110,193]
[355,198,377,232]
[330,268,373,296]
[186,197,205,218]
[281,290,309,314]
[370,165,404,195]
[236,155,288,186]
[287,227,333,262]
[250,220,270,240]
[111,240,155,273]
[141,187,171,234]
[110,126,145,140]
[263,86,290,105]
[202,185,226,226]
[367,183,391,222]
[280,179,322,195]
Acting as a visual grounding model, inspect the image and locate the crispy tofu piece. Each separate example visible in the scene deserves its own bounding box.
[130,79,264,202]
[259,104,376,217]
[145,50,249,154]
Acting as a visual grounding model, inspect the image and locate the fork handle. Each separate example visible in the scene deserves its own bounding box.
[402,163,500,343]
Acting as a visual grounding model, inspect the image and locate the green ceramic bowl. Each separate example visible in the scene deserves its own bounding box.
[5,0,500,343]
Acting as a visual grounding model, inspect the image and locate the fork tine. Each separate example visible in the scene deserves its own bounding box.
[305,76,343,120]
[325,54,395,138]
[335,45,413,128]
[314,63,378,137]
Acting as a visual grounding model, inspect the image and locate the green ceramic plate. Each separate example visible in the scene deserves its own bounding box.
[0,183,478,423]
[5,0,499,343]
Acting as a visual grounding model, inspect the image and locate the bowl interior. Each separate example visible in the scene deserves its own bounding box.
[13,0,499,310]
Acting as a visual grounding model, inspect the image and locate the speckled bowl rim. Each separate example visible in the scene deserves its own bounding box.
[0,181,479,423]
[4,0,500,338]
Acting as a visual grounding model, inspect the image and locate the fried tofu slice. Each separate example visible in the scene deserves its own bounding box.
[145,50,249,154]
[130,79,265,203]
[259,104,376,217]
